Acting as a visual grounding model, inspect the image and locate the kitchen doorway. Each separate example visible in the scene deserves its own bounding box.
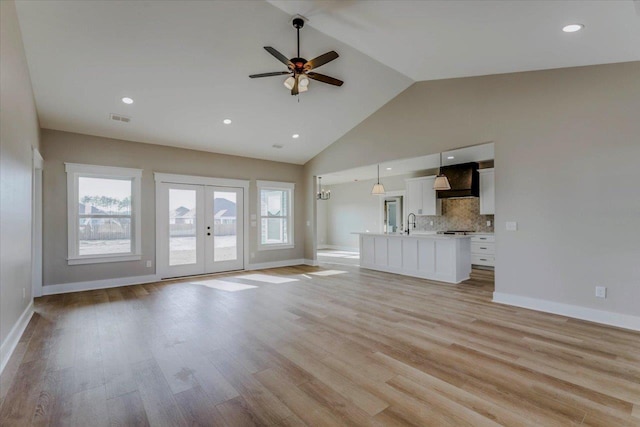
[380,192,404,234]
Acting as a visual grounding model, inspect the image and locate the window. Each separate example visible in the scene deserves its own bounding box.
[66,163,142,264]
[257,180,294,250]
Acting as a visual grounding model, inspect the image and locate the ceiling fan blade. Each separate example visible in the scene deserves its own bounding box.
[305,51,339,70]
[307,72,344,87]
[264,47,293,68]
[249,71,291,78]
[291,74,299,96]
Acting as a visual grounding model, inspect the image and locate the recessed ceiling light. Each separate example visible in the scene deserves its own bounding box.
[386,167,392,170]
[562,24,584,33]
[292,134,300,139]
[447,156,455,160]
[223,119,232,124]
[121,97,134,104]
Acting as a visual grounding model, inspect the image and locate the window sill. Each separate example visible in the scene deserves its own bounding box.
[258,244,295,252]
[68,254,142,265]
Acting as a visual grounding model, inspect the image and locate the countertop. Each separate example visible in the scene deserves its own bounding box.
[352,232,471,240]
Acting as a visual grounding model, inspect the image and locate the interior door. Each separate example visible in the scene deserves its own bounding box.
[204,186,244,273]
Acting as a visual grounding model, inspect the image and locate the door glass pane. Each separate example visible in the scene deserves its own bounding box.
[169,189,196,266]
[213,191,237,261]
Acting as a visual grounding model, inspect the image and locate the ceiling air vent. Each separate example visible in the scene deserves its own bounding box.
[109,113,131,123]
[272,144,283,149]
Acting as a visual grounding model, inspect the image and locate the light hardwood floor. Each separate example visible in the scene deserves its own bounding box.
[1,265,639,426]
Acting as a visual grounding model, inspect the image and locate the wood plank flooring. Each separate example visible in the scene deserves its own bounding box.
[1,265,639,426]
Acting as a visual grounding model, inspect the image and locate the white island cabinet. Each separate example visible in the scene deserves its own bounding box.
[355,233,471,284]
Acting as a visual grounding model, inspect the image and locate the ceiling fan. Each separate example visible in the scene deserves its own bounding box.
[249,17,344,96]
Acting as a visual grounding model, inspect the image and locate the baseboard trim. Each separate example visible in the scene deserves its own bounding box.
[0,300,34,375]
[304,259,319,267]
[42,274,161,296]
[319,245,359,252]
[246,259,306,271]
[493,292,640,332]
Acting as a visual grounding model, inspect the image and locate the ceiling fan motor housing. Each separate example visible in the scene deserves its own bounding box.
[292,17,305,29]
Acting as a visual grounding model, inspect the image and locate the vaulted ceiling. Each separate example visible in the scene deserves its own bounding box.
[16,1,640,164]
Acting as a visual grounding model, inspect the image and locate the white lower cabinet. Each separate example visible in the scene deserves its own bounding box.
[358,233,471,284]
[471,234,495,267]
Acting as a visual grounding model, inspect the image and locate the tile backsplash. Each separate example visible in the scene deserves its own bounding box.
[416,197,494,232]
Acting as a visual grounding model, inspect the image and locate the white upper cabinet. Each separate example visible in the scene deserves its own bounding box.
[406,176,442,216]
[479,168,495,215]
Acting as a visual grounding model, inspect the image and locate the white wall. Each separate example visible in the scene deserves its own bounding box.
[316,193,328,248]
[0,0,40,357]
[305,61,640,323]
[319,175,409,250]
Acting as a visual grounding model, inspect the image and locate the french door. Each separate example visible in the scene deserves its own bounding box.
[158,182,244,278]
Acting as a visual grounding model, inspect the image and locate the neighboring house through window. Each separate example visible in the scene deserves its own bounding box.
[257,180,294,250]
[66,163,142,264]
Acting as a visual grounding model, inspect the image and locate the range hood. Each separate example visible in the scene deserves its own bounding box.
[436,162,479,198]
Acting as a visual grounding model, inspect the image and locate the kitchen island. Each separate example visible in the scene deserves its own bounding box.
[354,232,471,284]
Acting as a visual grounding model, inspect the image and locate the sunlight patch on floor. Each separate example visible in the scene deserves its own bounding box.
[309,270,348,276]
[239,274,299,284]
[190,279,258,292]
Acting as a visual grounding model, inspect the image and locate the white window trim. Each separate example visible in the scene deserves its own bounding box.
[66,163,143,265]
[257,180,295,251]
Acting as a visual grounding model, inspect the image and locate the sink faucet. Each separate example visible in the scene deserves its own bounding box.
[407,213,416,235]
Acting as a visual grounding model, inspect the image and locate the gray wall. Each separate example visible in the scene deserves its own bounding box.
[0,0,41,348]
[305,61,640,318]
[41,129,306,286]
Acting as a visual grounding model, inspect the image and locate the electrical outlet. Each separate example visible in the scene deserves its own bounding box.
[146,260,152,268]
[429,221,434,226]
[506,221,518,231]
[595,286,607,298]
[487,220,492,227]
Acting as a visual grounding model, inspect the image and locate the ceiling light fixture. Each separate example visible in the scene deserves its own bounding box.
[371,165,386,195]
[292,134,300,139]
[562,24,584,33]
[316,177,331,200]
[386,167,392,170]
[433,152,451,191]
[223,119,232,124]
[284,76,295,90]
[121,97,134,104]
[249,17,343,96]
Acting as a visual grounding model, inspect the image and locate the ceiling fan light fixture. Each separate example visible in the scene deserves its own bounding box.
[298,74,310,87]
[298,84,308,93]
[284,76,295,90]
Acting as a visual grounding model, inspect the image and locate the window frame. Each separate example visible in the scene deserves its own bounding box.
[66,163,143,265]
[256,180,295,251]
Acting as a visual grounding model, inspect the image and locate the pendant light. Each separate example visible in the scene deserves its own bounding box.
[433,152,451,190]
[316,177,330,200]
[371,164,386,195]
